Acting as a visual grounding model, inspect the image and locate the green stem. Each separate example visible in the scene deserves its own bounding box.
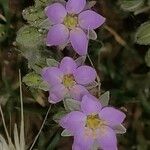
[87,54,101,98]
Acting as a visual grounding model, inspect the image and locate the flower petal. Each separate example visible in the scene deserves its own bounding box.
[41,67,63,86]
[72,128,94,150]
[70,85,89,101]
[74,65,97,85]
[79,10,106,30]
[49,84,67,103]
[99,107,126,127]
[45,3,67,24]
[81,95,102,115]
[66,0,86,14]
[96,126,117,150]
[59,57,77,74]
[60,111,86,134]
[70,28,88,55]
[46,24,69,46]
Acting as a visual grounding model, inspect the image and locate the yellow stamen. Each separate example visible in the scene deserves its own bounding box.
[85,114,107,139]
[63,74,75,88]
[86,114,102,130]
[85,114,106,139]
[64,15,78,29]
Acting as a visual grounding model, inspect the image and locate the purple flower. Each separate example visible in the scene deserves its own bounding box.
[42,57,97,103]
[60,94,126,150]
[45,0,106,55]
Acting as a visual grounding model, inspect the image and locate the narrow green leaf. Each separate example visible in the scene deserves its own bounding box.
[86,1,96,9]
[113,124,126,134]
[61,129,72,137]
[0,94,10,106]
[86,81,98,90]
[63,98,81,111]
[46,132,61,150]
[19,70,25,150]
[46,58,59,67]
[14,124,20,150]
[39,18,52,30]
[75,56,86,66]
[99,91,110,107]
[0,134,9,150]
[88,29,97,40]
[53,110,67,123]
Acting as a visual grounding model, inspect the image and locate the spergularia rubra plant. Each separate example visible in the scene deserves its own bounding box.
[18,0,125,150]
[42,57,96,103]
[45,0,106,55]
[60,94,126,150]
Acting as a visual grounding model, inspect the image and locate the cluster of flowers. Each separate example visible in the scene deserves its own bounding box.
[42,0,126,150]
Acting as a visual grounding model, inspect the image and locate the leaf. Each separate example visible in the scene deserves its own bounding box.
[86,1,96,9]
[35,0,65,8]
[75,56,86,67]
[61,129,72,137]
[0,94,10,106]
[113,124,126,134]
[31,89,47,107]
[23,72,49,91]
[35,92,46,107]
[0,134,9,150]
[135,21,150,45]
[53,110,67,123]
[0,13,6,22]
[88,29,97,40]
[39,81,50,91]
[23,72,41,87]
[99,91,110,107]
[63,98,81,111]
[35,0,53,8]
[39,18,52,30]
[46,131,61,150]
[120,0,144,12]
[14,124,20,150]
[145,49,150,67]
[46,58,59,67]
[58,41,69,50]
[22,6,46,27]
[19,70,25,150]
[28,57,47,74]
[86,81,98,90]
[16,25,44,49]
[134,6,150,15]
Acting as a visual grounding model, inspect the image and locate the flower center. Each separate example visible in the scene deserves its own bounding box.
[86,114,103,130]
[63,74,75,88]
[64,15,78,29]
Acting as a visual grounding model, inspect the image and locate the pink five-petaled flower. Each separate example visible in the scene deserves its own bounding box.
[42,57,97,103]
[45,0,106,55]
[60,94,126,150]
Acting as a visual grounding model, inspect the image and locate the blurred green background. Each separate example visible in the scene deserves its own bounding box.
[0,0,150,149]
